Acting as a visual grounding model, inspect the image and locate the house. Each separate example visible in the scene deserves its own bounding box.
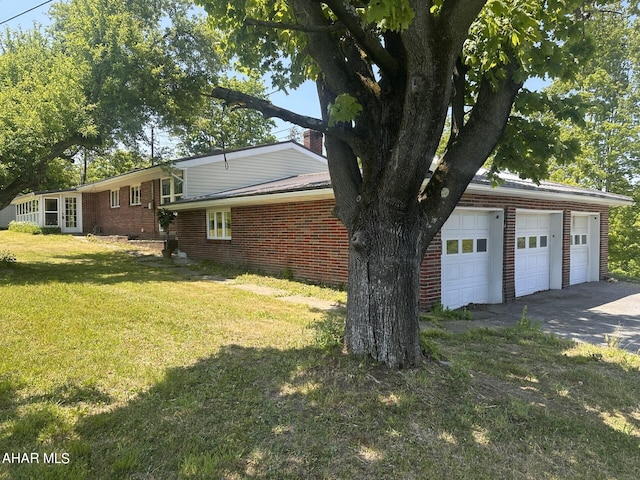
[10,138,328,238]
[167,165,633,310]
[10,131,633,311]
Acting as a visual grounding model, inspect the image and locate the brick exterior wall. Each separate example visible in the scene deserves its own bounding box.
[177,199,350,285]
[175,191,611,310]
[82,179,165,239]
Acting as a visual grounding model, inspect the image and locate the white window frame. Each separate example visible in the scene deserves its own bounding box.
[16,199,39,223]
[110,189,120,208]
[207,209,232,240]
[160,173,183,205]
[130,185,141,206]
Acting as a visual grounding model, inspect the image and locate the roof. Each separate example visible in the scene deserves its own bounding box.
[169,169,633,210]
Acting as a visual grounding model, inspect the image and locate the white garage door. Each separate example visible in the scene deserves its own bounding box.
[570,215,589,285]
[441,211,491,309]
[515,213,550,297]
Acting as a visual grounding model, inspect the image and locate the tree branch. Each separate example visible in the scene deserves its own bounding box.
[323,0,400,76]
[205,86,326,132]
[418,59,523,249]
[244,17,344,33]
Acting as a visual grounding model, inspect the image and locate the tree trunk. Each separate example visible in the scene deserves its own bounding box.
[344,200,424,368]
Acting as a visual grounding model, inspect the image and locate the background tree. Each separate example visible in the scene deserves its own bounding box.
[172,77,277,156]
[197,0,603,367]
[542,2,640,277]
[0,0,276,208]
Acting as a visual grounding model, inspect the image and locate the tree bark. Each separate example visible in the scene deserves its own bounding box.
[344,198,424,368]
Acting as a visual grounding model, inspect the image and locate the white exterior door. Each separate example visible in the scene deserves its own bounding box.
[570,214,589,285]
[515,213,551,297]
[441,211,491,309]
[61,195,82,234]
[570,213,600,285]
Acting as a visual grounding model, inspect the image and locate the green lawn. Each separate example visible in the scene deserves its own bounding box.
[0,231,639,479]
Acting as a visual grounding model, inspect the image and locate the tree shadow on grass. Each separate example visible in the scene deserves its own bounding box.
[2,329,640,479]
[0,251,184,286]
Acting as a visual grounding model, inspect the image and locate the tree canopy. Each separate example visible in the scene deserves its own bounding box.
[0,0,276,209]
[197,0,613,367]
[542,1,640,276]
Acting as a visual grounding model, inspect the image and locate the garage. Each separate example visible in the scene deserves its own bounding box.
[570,213,601,285]
[515,212,562,297]
[441,209,503,309]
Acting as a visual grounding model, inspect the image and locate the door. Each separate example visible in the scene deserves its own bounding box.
[570,215,589,285]
[62,195,82,234]
[441,211,491,309]
[515,213,550,297]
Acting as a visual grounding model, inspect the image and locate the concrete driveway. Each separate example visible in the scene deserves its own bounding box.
[444,281,640,353]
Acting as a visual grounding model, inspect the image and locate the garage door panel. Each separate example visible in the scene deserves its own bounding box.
[515,213,551,297]
[441,211,492,309]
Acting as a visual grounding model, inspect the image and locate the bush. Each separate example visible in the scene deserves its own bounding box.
[8,221,61,235]
[0,251,17,267]
[9,221,42,234]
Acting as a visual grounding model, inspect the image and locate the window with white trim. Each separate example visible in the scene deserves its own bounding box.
[207,209,232,239]
[110,189,120,208]
[160,172,183,204]
[130,185,141,206]
[15,199,39,223]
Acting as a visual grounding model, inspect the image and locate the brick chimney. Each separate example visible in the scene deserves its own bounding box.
[303,130,323,155]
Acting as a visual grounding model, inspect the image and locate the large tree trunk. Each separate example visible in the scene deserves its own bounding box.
[344,200,425,368]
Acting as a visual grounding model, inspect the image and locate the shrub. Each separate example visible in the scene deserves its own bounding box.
[9,221,42,234]
[8,221,61,235]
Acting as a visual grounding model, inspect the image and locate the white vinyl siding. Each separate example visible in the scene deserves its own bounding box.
[186,149,327,198]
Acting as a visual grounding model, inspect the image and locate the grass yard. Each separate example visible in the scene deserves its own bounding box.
[0,231,639,479]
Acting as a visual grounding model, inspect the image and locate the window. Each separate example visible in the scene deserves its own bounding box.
[160,172,184,204]
[517,237,526,249]
[130,185,141,206]
[462,239,474,253]
[16,199,39,223]
[446,239,459,255]
[207,209,232,239]
[110,189,120,208]
[540,236,548,248]
[529,236,537,248]
[44,198,58,226]
[477,238,488,253]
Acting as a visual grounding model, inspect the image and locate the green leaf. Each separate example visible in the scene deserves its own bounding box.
[327,94,363,127]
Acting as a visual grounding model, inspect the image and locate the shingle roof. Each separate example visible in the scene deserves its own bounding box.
[171,169,633,207]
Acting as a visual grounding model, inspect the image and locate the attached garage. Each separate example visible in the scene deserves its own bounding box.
[441,209,503,309]
[514,211,563,298]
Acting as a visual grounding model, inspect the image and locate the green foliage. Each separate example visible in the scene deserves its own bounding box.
[327,94,363,127]
[8,221,42,234]
[309,314,345,350]
[0,0,276,205]
[540,2,640,276]
[172,77,277,156]
[7,221,61,235]
[364,0,415,32]
[157,208,177,232]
